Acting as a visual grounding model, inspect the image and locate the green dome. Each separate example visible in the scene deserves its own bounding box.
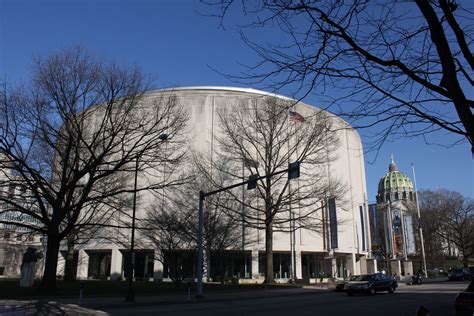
[376,155,415,203]
[377,170,413,193]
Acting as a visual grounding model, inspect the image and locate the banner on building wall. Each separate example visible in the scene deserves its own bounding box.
[392,208,404,257]
[328,198,338,249]
[359,206,366,251]
[369,204,382,246]
[383,210,392,255]
[404,215,416,254]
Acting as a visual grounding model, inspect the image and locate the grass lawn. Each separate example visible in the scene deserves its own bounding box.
[0,279,302,299]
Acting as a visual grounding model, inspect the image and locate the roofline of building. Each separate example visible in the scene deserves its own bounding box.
[149,86,295,101]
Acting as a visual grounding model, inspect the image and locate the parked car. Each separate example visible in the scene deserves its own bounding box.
[455,280,474,315]
[345,273,398,296]
[449,268,472,281]
[335,275,359,292]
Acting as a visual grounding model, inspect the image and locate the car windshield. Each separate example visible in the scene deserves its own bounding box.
[452,269,465,273]
[352,275,375,281]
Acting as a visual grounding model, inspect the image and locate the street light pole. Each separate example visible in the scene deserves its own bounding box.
[196,191,205,298]
[125,156,139,302]
[411,163,428,279]
[196,162,300,297]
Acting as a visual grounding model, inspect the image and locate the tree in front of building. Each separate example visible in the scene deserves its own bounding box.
[143,163,246,286]
[205,96,343,283]
[0,46,188,289]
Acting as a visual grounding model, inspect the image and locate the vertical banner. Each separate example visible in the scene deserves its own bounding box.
[404,215,416,254]
[391,208,404,257]
[369,204,381,246]
[359,206,366,251]
[328,198,338,249]
[383,209,392,255]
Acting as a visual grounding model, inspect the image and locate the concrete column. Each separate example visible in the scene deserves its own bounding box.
[251,250,259,279]
[349,254,359,276]
[359,255,366,275]
[331,257,337,278]
[403,260,413,277]
[110,248,122,281]
[56,252,65,278]
[366,258,378,274]
[295,251,302,279]
[390,259,401,277]
[203,249,210,281]
[76,249,88,280]
[153,258,164,282]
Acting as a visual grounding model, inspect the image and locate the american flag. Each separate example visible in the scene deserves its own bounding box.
[288,110,305,123]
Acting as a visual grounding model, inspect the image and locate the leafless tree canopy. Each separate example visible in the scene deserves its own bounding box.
[197,96,343,283]
[419,189,473,268]
[0,46,188,289]
[143,164,245,286]
[203,0,474,153]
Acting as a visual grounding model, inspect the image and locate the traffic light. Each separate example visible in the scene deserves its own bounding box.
[288,161,300,180]
[247,174,258,190]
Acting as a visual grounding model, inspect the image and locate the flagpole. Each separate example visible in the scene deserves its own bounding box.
[411,163,428,279]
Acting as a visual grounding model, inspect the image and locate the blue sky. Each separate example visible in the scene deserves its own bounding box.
[1,0,472,201]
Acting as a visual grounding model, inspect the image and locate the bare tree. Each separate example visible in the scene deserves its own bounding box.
[419,189,474,268]
[143,164,245,286]
[203,0,474,153]
[199,96,343,283]
[0,46,188,289]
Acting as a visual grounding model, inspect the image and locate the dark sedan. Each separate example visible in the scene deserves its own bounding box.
[455,280,474,316]
[335,275,359,292]
[345,273,397,296]
[449,268,472,281]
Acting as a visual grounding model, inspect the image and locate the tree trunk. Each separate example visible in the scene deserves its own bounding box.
[265,223,274,284]
[40,234,61,290]
[219,252,225,285]
[64,232,76,282]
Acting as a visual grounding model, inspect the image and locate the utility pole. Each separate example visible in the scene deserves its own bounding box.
[125,157,139,302]
[196,162,300,297]
[412,164,428,279]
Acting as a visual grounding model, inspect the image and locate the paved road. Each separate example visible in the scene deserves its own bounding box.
[0,281,469,315]
[98,281,469,316]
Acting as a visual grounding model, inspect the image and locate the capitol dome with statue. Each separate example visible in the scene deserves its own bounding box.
[371,156,418,277]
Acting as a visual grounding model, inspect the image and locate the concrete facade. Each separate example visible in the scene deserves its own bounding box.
[2,87,372,282]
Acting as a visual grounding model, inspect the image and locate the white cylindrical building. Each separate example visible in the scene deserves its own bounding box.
[56,86,372,282]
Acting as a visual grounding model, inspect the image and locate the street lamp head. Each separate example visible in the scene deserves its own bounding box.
[159,133,168,141]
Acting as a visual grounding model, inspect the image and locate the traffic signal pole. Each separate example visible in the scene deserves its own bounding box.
[196,162,300,298]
